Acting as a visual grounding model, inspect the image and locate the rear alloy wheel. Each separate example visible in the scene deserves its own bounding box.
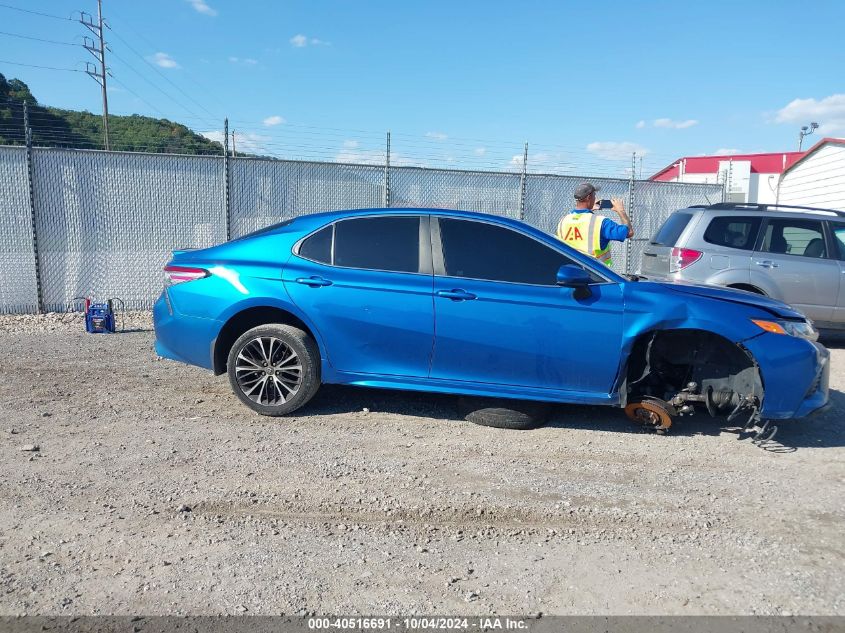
[227,324,320,416]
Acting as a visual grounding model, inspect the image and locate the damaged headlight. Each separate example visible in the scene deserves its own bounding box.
[751,319,819,341]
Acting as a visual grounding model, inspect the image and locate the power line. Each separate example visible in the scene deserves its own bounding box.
[104,9,227,115]
[0,30,78,46]
[104,22,219,122]
[0,59,82,72]
[0,2,73,21]
[108,74,168,118]
[106,47,205,122]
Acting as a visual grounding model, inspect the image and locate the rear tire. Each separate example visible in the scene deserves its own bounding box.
[457,396,550,430]
[227,324,321,416]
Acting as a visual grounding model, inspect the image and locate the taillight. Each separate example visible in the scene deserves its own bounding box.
[669,247,703,272]
[164,265,209,286]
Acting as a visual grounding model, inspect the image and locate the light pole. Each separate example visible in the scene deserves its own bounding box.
[798,122,819,151]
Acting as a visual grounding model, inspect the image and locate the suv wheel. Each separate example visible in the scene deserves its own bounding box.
[227,324,320,416]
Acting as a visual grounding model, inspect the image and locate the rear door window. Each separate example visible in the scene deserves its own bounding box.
[650,213,693,246]
[759,219,827,258]
[333,216,421,273]
[703,216,761,250]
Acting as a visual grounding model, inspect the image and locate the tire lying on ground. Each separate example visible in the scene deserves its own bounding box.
[457,396,551,430]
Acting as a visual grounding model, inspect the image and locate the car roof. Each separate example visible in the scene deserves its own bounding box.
[681,202,845,220]
[286,207,545,234]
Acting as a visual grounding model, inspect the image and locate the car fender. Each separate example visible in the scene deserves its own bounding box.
[696,267,751,288]
[613,282,772,392]
[211,292,331,367]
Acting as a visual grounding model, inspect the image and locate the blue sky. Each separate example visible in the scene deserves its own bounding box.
[2,0,844,176]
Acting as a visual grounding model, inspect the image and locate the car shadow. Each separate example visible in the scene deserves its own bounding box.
[546,391,845,451]
[819,331,845,349]
[299,386,845,451]
[300,384,459,421]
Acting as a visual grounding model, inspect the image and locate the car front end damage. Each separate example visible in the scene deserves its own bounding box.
[618,282,830,442]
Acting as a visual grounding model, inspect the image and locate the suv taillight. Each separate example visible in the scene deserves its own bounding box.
[670,247,703,272]
[164,265,209,286]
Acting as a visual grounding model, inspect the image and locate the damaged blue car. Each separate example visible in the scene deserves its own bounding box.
[154,209,830,436]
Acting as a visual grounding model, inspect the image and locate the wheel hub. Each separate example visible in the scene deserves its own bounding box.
[235,336,303,406]
[624,399,674,432]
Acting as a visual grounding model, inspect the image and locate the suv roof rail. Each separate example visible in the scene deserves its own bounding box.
[703,202,845,218]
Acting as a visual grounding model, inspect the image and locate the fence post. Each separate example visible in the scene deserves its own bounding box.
[383,131,391,208]
[626,152,636,275]
[223,117,231,240]
[518,142,528,220]
[23,102,44,314]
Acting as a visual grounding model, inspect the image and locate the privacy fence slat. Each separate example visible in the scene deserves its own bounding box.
[0,146,723,314]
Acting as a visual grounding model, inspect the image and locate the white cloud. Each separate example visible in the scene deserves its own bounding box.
[508,151,573,173]
[586,141,649,160]
[186,0,217,16]
[635,120,646,129]
[774,94,845,134]
[653,118,698,129]
[474,147,486,156]
[262,115,285,127]
[713,148,741,156]
[335,142,415,166]
[200,130,269,154]
[229,56,258,66]
[290,34,331,48]
[148,52,180,69]
[425,131,448,141]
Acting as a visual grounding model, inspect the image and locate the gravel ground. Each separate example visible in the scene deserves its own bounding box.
[0,312,843,616]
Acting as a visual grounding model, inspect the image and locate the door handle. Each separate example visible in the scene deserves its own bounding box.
[295,276,333,287]
[436,289,477,301]
[754,260,779,269]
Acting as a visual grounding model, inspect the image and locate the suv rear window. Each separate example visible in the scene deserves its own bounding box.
[651,213,692,246]
[703,216,761,250]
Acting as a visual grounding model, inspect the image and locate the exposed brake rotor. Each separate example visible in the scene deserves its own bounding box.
[624,399,674,433]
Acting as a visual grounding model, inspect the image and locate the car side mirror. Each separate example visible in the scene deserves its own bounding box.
[556,264,591,287]
[556,264,593,300]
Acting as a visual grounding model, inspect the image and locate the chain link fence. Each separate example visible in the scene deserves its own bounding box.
[0,145,723,313]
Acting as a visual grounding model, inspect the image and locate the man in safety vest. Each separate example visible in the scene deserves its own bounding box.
[555,182,633,267]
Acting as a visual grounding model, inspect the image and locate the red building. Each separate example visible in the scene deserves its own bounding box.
[650,151,806,203]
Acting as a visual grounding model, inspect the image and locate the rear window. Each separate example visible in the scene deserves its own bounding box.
[703,216,761,250]
[298,225,333,264]
[650,213,693,246]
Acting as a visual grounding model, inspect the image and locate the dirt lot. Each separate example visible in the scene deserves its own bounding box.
[0,313,843,616]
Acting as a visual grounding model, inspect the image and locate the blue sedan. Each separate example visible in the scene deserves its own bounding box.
[153,208,829,433]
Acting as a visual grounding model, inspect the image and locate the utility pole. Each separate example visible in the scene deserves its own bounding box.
[81,0,110,150]
[231,130,236,157]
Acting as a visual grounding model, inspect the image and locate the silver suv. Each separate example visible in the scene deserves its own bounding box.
[639,203,845,329]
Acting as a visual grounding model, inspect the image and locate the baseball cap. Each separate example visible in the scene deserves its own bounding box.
[574,182,600,201]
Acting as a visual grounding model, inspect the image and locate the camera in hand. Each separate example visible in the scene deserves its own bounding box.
[595,199,613,210]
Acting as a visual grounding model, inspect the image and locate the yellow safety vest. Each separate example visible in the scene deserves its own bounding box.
[556,212,613,266]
